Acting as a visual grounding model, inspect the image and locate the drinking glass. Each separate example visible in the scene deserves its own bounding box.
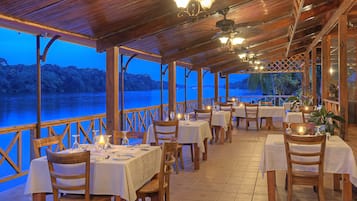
[169,111,175,120]
[285,123,292,135]
[121,131,129,145]
[184,113,190,121]
[72,134,80,150]
[315,125,322,135]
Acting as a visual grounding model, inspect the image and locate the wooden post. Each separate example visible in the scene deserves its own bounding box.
[214,72,219,103]
[36,35,41,139]
[321,35,331,101]
[312,47,317,104]
[197,69,203,109]
[304,51,310,96]
[168,62,177,114]
[225,73,229,101]
[106,47,119,144]
[338,14,348,139]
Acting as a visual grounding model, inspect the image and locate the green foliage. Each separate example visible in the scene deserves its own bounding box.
[309,106,345,135]
[0,64,166,94]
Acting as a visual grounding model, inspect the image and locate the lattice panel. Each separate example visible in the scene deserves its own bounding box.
[236,53,305,74]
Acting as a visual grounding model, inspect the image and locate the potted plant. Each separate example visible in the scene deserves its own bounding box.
[308,106,345,135]
[286,96,300,111]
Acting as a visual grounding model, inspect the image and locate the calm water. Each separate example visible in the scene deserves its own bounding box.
[0,87,261,191]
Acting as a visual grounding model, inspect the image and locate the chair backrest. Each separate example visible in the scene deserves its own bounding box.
[194,109,212,126]
[114,131,147,145]
[46,149,91,201]
[219,103,233,123]
[260,101,273,106]
[284,134,326,182]
[244,103,259,119]
[158,142,177,200]
[153,120,179,145]
[33,135,65,158]
[283,122,316,135]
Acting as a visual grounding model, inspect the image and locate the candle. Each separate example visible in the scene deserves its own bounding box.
[98,135,105,145]
[177,113,182,120]
[304,106,309,111]
[232,98,236,102]
[207,106,211,110]
[297,126,306,135]
[239,103,244,107]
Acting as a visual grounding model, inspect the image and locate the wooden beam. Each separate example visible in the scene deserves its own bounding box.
[168,62,177,114]
[210,60,244,73]
[214,73,219,102]
[106,47,119,144]
[307,0,356,52]
[338,14,348,139]
[0,13,95,47]
[162,40,221,64]
[304,51,310,96]
[286,0,305,57]
[299,1,339,21]
[249,36,289,52]
[197,69,203,109]
[321,35,331,100]
[312,46,317,104]
[223,65,250,74]
[225,74,229,100]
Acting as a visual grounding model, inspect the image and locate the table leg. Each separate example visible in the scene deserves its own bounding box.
[267,171,276,201]
[33,193,46,201]
[266,117,273,130]
[333,173,341,191]
[342,174,352,201]
[219,127,225,144]
[194,143,200,170]
[202,138,208,161]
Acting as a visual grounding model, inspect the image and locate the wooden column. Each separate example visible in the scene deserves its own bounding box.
[197,69,203,109]
[338,14,348,139]
[312,47,317,104]
[214,72,219,103]
[106,47,119,144]
[304,52,310,96]
[321,35,331,101]
[225,74,229,101]
[168,62,177,114]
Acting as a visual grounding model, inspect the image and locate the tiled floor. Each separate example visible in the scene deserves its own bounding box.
[1,120,356,201]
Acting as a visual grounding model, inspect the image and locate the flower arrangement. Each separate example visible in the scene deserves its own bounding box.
[308,106,345,135]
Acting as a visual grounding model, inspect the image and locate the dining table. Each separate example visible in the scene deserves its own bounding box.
[147,119,212,170]
[25,145,162,201]
[211,110,231,144]
[259,134,357,201]
[233,105,284,129]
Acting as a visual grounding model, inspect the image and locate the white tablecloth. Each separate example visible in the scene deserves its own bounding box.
[212,111,231,130]
[285,112,304,123]
[147,120,212,153]
[259,134,357,187]
[24,145,161,201]
[233,106,284,118]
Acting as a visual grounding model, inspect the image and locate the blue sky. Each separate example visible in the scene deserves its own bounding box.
[0,27,248,85]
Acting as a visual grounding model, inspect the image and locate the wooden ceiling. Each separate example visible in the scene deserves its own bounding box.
[0,0,356,74]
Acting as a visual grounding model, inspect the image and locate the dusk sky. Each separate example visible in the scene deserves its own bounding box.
[0,27,248,86]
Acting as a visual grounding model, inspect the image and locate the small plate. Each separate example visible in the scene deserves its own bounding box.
[112,155,132,161]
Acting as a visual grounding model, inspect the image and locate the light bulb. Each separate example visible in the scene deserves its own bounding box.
[231,37,245,45]
[199,0,214,9]
[174,0,190,8]
[219,36,229,44]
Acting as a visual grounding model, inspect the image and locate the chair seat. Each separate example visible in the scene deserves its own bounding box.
[137,178,169,194]
[59,194,113,201]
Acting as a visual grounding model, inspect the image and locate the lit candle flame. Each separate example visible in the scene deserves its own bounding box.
[177,113,182,120]
[232,98,236,102]
[207,106,211,110]
[304,106,309,111]
[297,126,306,135]
[98,135,105,145]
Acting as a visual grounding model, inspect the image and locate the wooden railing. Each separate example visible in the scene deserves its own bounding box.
[323,99,340,115]
[0,95,290,186]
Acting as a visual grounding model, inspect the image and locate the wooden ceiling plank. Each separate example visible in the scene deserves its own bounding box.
[0,13,95,47]
[210,60,244,73]
[223,65,250,74]
[286,0,305,57]
[162,40,221,64]
[249,36,288,52]
[307,0,356,52]
[192,54,234,69]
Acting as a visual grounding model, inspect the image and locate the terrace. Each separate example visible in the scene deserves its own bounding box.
[1,0,357,201]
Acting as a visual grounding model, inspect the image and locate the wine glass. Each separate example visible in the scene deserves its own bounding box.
[184,113,190,121]
[71,134,80,151]
[285,123,292,135]
[315,125,322,135]
[121,131,129,146]
[169,111,175,120]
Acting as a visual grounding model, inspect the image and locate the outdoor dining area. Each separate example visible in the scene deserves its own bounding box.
[1,0,357,201]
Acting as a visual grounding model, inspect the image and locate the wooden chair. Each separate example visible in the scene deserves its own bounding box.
[46,149,113,201]
[194,109,219,143]
[32,135,65,158]
[284,134,326,201]
[136,142,177,201]
[219,103,233,143]
[115,131,147,145]
[259,101,273,129]
[242,103,259,130]
[153,120,184,174]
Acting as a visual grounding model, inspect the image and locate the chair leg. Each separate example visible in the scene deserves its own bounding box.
[190,145,194,162]
[236,117,240,127]
[260,118,262,128]
[317,183,325,201]
[287,182,292,201]
[179,149,184,169]
[175,151,179,174]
